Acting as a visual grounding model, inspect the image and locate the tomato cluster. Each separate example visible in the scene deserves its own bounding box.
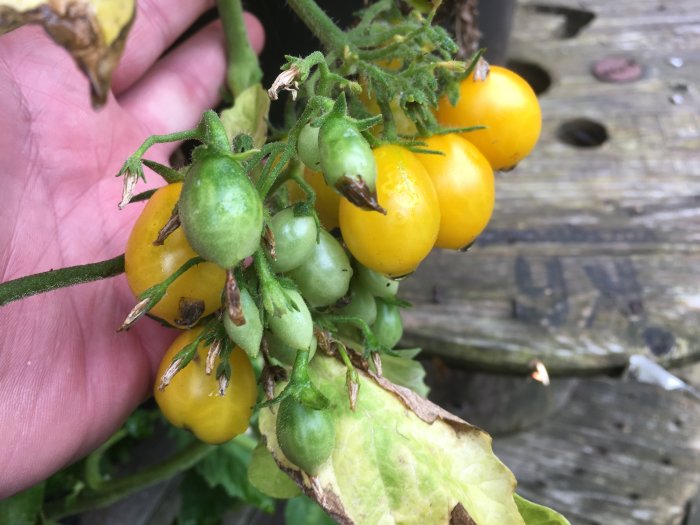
[120,60,539,469]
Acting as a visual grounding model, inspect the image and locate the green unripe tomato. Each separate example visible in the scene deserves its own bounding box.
[268,207,317,273]
[288,229,353,307]
[355,263,399,298]
[268,289,314,351]
[267,332,317,367]
[319,116,377,197]
[373,300,403,348]
[297,123,321,171]
[179,154,263,268]
[336,279,377,325]
[276,397,335,475]
[223,288,263,358]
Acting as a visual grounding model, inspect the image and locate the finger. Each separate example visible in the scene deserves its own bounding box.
[118,16,264,141]
[111,0,215,95]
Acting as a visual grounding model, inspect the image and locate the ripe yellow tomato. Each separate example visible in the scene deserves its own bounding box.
[339,145,440,277]
[436,65,541,170]
[154,327,257,444]
[125,183,225,327]
[358,88,417,137]
[415,134,494,249]
[287,168,341,231]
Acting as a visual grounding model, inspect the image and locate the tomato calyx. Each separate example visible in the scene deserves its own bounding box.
[118,255,206,331]
[157,318,239,396]
[317,313,394,360]
[153,203,180,246]
[254,249,300,317]
[258,348,330,411]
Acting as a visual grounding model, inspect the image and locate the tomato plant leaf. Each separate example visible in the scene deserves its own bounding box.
[248,443,301,499]
[515,494,570,525]
[0,482,44,525]
[220,84,271,149]
[260,355,526,525]
[285,496,337,525]
[0,0,135,107]
[178,471,236,525]
[194,438,275,513]
[380,352,429,397]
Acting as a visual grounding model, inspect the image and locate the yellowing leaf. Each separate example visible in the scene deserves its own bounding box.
[0,0,135,107]
[248,443,301,499]
[515,495,570,525]
[259,355,525,525]
[220,84,271,149]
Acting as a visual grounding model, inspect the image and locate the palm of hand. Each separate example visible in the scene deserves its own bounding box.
[0,2,263,497]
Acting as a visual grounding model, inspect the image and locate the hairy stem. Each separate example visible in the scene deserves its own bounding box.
[0,255,125,307]
[286,0,350,52]
[217,0,263,97]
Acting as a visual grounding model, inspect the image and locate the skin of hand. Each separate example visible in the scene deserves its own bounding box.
[0,0,264,498]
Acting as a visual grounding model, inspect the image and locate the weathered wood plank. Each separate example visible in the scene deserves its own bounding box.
[494,379,700,525]
[402,0,700,374]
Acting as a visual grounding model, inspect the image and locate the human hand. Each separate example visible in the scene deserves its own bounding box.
[0,0,263,497]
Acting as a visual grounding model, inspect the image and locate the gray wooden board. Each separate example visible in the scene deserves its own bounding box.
[400,0,700,374]
[493,378,700,525]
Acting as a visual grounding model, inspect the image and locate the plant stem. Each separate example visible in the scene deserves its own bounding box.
[286,0,350,52]
[84,430,128,491]
[134,130,200,159]
[0,255,125,307]
[218,0,263,98]
[44,441,215,520]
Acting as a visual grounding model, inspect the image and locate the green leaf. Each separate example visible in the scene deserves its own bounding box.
[178,471,236,525]
[220,84,270,149]
[285,496,336,525]
[248,443,301,499]
[515,494,570,525]
[194,438,274,513]
[0,482,44,525]
[380,352,430,397]
[123,407,160,439]
[260,355,524,525]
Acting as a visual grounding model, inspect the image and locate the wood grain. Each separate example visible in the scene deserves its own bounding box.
[401,0,700,374]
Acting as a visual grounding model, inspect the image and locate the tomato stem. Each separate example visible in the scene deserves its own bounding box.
[0,254,125,307]
[217,0,263,98]
[84,429,128,491]
[44,441,215,520]
[132,129,200,161]
[256,96,331,200]
[286,0,350,53]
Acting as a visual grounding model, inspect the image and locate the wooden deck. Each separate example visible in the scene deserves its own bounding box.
[402,0,700,376]
[408,0,700,523]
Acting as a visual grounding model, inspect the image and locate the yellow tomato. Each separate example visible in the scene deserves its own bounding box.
[339,145,440,277]
[287,168,341,231]
[154,327,257,444]
[416,134,494,249]
[359,88,418,137]
[125,183,225,327]
[436,65,541,170]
